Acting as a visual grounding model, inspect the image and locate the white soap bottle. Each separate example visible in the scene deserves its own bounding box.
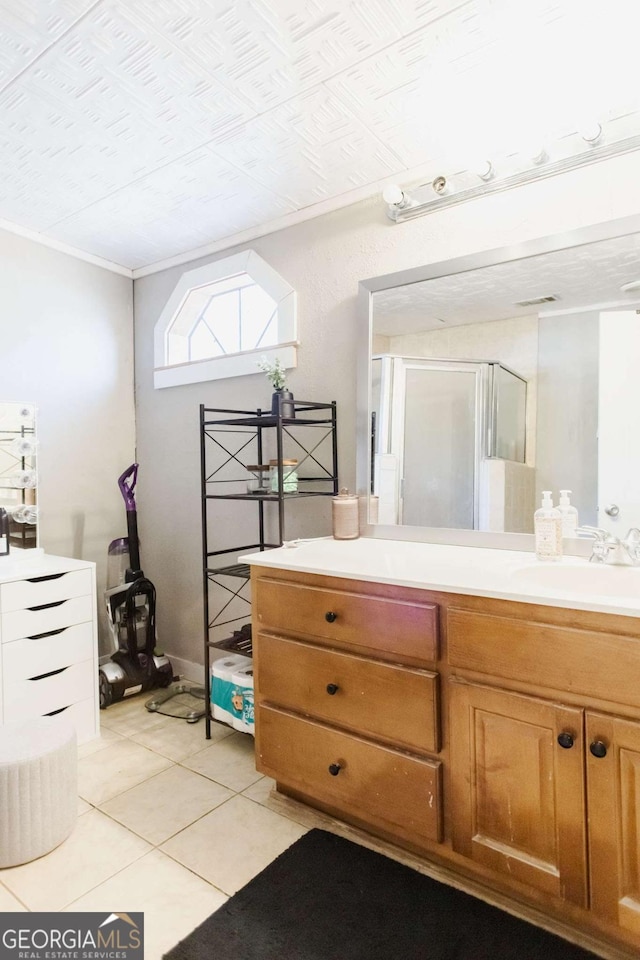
[557,490,579,538]
[534,491,563,561]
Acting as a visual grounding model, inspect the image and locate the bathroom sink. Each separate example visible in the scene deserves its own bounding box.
[510,561,640,598]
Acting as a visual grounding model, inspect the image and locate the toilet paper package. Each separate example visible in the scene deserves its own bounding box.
[230,664,254,735]
[211,654,252,726]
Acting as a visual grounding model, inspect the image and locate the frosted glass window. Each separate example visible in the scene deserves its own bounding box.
[167,273,278,365]
[154,250,297,389]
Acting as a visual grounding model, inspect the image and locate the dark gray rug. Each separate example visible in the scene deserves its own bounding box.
[163,829,598,960]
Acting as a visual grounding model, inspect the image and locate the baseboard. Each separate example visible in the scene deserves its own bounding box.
[165,654,203,686]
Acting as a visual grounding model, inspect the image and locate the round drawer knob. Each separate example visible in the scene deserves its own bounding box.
[590,740,608,759]
[325,611,337,623]
[326,683,339,696]
[557,732,574,749]
[328,763,342,776]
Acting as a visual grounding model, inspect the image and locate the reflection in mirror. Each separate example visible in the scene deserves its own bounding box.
[0,402,38,550]
[359,222,640,545]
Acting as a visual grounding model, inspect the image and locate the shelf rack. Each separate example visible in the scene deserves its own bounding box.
[200,399,338,737]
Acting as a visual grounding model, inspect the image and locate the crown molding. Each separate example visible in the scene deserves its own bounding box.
[0,217,133,278]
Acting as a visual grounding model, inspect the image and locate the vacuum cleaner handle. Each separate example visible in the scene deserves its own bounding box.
[118,463,138,511]
[119,463,142,579]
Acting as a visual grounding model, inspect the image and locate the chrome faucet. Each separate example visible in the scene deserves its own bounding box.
[578,526,640,565]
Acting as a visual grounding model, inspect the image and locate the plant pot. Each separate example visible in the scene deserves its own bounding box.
[271,389,295,418]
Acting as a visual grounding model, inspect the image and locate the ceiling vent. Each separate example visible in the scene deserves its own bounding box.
[514,294,560,307]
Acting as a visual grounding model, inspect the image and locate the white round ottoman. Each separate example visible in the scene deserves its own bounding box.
[0,716,78,868]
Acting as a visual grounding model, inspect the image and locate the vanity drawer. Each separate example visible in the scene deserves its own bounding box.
[1,595,93,643]
[0,568,92,612]
[2,622,94,681]
[3,658,95,724]
[448,608,640,707]
[257,704,443,845]
[257,633,440,753]
[254,577,438,665]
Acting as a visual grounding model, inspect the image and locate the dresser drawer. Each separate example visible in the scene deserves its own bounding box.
[1,595,93,643]
[2,658,95,723]
[0,568,92,612]
[41,697,98,745]
[2,622,94,681]
[447,608,640,708]
[257,705,442,845]
[255,577,438,665]
[257,633,440,753]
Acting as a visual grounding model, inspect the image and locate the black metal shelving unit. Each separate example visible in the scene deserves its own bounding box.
[200,398,338,738]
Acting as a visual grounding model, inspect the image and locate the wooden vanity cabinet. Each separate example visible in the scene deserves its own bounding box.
[448,603,640,948]
[252,568,443,848]
[251,565,640,957]
[586,712,640,936]
[449,681,588,906]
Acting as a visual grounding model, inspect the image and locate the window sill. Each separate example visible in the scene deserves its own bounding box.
[154,343,298,389]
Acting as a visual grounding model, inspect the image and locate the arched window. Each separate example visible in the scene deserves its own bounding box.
[154,250,297,388]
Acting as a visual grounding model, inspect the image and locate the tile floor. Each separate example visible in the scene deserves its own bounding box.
[0,690,326,959]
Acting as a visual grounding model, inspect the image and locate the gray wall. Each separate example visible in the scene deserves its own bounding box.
[0,228,135,641]
[133,154,640,676]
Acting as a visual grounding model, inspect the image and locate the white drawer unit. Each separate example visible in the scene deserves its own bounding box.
[0,555,99,744]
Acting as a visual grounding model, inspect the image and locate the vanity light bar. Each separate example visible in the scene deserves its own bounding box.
[384,124,640,223]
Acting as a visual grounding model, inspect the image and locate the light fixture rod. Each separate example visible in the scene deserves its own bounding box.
[389,131,640,223]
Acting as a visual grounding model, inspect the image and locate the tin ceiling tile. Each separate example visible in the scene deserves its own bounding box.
[0,0,98,89]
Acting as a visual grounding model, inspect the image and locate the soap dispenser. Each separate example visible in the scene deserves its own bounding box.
[557,490,579,538]
[534,491,563,561]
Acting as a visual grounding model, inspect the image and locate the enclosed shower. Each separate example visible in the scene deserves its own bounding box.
[371,355,531,531]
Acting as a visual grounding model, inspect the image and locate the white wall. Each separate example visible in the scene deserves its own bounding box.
[133,150,640,675]
[0,229,135,640]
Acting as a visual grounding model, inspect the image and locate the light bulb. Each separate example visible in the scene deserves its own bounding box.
[579,120,602,144]
[431,175,449,195]
[382,184,406,206]
[474,159,494,181]
[528,146,548,165]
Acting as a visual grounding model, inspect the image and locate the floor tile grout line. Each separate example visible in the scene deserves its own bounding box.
[1,702,265,912]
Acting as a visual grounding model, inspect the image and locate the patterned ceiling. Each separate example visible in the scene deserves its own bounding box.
[0,1,638,271]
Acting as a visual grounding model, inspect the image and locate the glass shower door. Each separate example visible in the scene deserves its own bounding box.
[399,362,481,528]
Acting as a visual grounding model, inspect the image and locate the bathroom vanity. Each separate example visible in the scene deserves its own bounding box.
[243,539,640,960]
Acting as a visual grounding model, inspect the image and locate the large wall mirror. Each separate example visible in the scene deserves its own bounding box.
[0,402,38,551]
[357,216,640,550]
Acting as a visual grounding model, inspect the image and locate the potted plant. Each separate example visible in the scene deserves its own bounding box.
[257,357,295,417]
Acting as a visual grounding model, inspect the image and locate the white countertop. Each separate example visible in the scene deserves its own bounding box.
[240,537,640,618]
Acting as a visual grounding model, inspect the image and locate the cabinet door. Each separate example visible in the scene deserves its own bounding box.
[450,680,587,906]
[587,711,640,935]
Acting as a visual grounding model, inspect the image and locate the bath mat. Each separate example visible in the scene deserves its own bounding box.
[163,828,598,960]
